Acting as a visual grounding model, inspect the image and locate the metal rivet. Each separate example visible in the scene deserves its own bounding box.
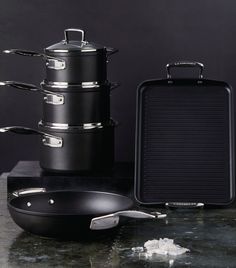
[48,199,55,205]
[27,202,31,207]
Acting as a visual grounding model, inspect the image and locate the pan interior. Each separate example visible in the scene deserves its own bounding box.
[9,191,133,216]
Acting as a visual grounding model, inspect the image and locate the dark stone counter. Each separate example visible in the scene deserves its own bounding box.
[1,171,236,267]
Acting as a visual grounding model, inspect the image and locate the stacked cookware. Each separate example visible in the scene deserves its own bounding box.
[0,28,119,173]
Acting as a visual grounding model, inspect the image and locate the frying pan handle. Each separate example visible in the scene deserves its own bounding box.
[3,49,44,57]
[64,28,86,43]
[0,81,64,105]
[90,210,167,230]
[3,49,66,70]
[166,61,204,79]
[114,210,161,218]
[12,188,46,197]
[0,126,63,148]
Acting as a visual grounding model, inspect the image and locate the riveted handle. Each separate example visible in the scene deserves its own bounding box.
[3,49,66,70]
[0,81,64,105]
[166,61,204,79]
[0,81,41,92]
[64,28,85,43]
[0,126,63,148]
[12,188,46,197]
[3,49,44,57]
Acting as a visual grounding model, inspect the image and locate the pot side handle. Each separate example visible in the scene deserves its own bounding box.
[3,49,44,57]
[0,81,41,92]
[0,81,64,105]
[0,126,63,148]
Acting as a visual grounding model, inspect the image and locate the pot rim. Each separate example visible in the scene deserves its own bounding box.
[38,119,117,131]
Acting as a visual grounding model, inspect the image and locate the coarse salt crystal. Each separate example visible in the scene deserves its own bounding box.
[144,238,189,256]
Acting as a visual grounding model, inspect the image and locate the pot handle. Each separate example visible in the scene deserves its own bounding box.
[64,28,85,43]
[0,126,63,148]
[0,81,41,92]
[166,61,204,79]
[3,49,66,70]
[3,49,44,57]
[90,210,167,230]
[0,81,64,105]
[106,47,119,56]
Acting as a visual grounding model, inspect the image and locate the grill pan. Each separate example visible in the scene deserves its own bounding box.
[135,62,234,206]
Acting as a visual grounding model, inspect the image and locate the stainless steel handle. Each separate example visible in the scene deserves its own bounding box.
[0,81,41,92]
[3,49,66,70]
[64,28,85,43]
[113,210,157,218]
[3,49,44,57]
[166,61,204,79]
[90,210,167,230]
[0,81,64,105]
[0,126,63,148]
[12,188,46,197]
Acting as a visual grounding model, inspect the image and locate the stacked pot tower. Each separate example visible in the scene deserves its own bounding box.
[0,28,118,173]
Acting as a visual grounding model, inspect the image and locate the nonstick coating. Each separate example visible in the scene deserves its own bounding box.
[8,191,134,238]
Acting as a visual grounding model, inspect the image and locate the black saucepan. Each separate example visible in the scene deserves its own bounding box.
[0,81,119,125]
[0,121,115,173]
[3,28,118,84]
[8,189,165,239]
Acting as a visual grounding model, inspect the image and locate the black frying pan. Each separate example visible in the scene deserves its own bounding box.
[8,189,166,239]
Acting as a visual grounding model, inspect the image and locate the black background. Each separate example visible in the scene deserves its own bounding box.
[0,0,236,172]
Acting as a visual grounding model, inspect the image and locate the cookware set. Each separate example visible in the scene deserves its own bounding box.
[1,28,166,239]
[1,28,234,240]
[1,28,118,173]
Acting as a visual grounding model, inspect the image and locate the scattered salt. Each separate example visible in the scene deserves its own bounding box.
[132,238,189,258]
[131,247,144,253]
[144,238,189,256]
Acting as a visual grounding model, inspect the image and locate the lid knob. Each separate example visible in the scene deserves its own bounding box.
[64,28,85,44]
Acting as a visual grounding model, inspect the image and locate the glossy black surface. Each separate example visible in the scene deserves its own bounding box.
[135,79,234,205]
[45,51,107,84]
[8,190,133,238]
[41,83,110,125]
[38,124,115,172]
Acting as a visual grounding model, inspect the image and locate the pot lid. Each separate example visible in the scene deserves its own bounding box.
[45,28,107,53]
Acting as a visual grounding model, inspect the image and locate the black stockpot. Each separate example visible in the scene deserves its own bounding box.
[0,121,115,173]
[38,121,115,173]
[0,81,118,125]
[3,28,118,84]
[41,81,115,125]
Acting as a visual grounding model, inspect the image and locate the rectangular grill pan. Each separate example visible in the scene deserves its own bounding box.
[135,62,234,206]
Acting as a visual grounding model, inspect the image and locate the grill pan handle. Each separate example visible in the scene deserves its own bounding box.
[166,61,204,79]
